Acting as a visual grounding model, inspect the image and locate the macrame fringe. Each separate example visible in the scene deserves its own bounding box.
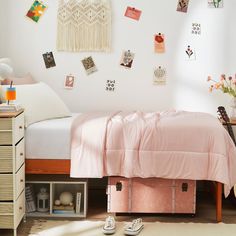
[57,0,111,52]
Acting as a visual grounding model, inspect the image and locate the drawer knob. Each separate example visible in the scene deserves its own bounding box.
[20,153,24,156]
[19,126,23,129]
[20,179,24,183]
[19,207,23,210]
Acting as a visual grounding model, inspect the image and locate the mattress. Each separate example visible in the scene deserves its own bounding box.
[25,113,80,159]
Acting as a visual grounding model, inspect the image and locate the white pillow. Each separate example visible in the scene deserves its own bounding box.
[0,63,14,81]
[13,82,71,127]
[0,58,13,67]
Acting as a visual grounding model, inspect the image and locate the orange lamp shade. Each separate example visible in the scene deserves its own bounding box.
[5,87,16,101]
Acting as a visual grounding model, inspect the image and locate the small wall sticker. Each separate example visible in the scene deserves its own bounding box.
[26,0,47,23]
[191,23,201,35]
[124,7,142,21]
[81,56,97,75]
[120,50,135,69]
[185,45,196,60]
[106,80,116,91]
[208,0,223,8]
[153,66,167,85]
[154,33,165,53]
[42,52,56,69]
[176,0,189,13]
[64,75,75,89]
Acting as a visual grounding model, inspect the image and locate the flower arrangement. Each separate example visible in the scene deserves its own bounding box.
[207,74,236,97]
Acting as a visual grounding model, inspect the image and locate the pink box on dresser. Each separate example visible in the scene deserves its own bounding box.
[107,177,196,214]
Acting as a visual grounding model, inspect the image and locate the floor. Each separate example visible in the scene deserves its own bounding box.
[1,182,236,235]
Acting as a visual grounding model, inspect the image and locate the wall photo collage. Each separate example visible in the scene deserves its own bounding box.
[25,0,224,92]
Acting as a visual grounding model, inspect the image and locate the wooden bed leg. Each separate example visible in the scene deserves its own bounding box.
[216,182,222,222]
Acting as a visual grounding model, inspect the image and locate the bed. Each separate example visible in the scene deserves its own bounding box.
[25,113,79,174]
[24,110,236,222]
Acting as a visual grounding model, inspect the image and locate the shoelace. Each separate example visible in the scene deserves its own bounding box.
[105,217,114,228]
[128,219,142,230]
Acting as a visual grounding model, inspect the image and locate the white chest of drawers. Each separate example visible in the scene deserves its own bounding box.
[0,110,25,236]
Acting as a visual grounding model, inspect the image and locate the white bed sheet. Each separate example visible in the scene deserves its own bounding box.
[26,113,80,159]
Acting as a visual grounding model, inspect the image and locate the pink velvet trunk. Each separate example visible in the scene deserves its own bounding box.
[107,177,196,214]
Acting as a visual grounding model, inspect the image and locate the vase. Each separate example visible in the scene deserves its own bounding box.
[230,97,236,121]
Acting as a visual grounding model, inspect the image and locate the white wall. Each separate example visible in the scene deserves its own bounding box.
[0,0,233,114]
[0,0,7,56]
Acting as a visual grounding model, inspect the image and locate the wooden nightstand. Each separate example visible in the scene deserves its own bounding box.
[0,109,25,236]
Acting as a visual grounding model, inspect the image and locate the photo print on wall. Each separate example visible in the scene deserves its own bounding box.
[124,7,142,21]
[120,50,135,69]
[208,0,223,8]
[176,0,189,13]
[153,66,167,85]
[185,45,196,60]
[26,0,47,23]
[106,80,116,92]
[154,33,165,53]
[191,23,201,35]
[42,52,56,69]
[64,75,75,89]
[81,56,97,75]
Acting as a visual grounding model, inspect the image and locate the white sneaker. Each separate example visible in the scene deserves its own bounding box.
[102,216,116,235]
[124,218,144,235]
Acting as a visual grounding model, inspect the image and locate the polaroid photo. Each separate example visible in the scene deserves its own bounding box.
[26,0,47,23]
[106,80,116,92]
[81,56,97,75]
[42,52,56,69]
[120,50,135,69]
[153,66,167,85]
[191,23,201,35]
[185,45,196,60]
[154,33,165,53]
[64,75,75,89]
[176,0,189,13]
[208,0,223,8]
[124,7,142,21]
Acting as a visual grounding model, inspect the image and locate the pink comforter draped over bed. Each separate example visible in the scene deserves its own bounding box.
[70,110,236,197]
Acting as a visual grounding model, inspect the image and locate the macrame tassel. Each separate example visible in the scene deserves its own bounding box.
[57,0,111,52]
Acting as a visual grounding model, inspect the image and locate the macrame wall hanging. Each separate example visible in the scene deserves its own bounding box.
[57,0,111,52]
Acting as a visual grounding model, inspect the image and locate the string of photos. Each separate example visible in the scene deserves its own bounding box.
[25,0,224,91]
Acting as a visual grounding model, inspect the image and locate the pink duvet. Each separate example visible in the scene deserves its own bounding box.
[70,110,236,197]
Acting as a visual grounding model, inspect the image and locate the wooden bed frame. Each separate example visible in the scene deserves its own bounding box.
[25,159,223,222]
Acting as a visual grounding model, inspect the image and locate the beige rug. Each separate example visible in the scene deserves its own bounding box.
[28,220,236,236]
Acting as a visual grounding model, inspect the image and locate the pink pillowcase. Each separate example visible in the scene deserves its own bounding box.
[1,73,37,85]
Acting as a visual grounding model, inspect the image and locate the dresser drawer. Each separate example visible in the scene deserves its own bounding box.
[15,138,25,172]
[0,202,13,214]
[0,174,13,200]
[14,113,24,145]
[0,191,25,229]
[0,130,12,145]
[0,215,14,229]
[15,190,25,228]
[15,164,25,199]
[0,113,24,145]
[0,139,24,173]
[0,146,13,159]
[0,164,25,201]
[0,118,12,130]
[0,158,13,173]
